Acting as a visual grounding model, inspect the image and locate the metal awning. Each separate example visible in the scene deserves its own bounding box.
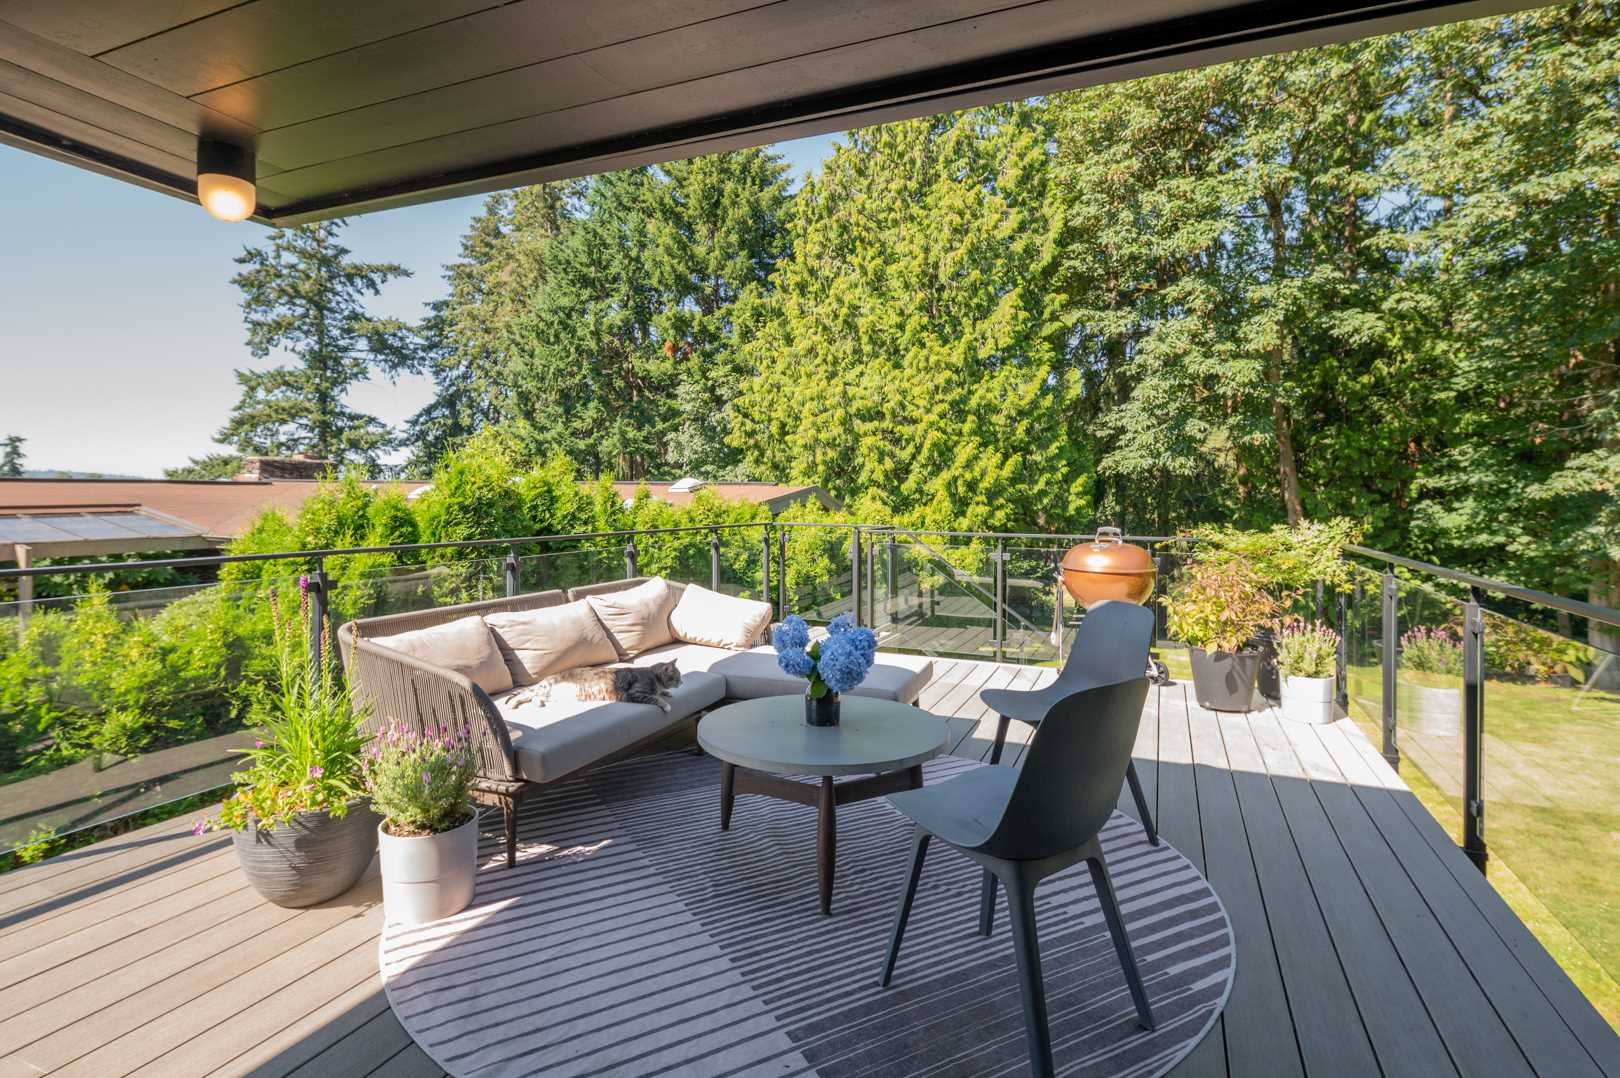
[0,506,217,560]
[0,0,1527,225]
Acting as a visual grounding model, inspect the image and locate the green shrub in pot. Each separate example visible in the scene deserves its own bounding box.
[198,580,376,907]
[1164,555,1280,712]
[366,722,480,924]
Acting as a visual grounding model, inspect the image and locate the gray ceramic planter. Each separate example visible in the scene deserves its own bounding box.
[232,800,379,908]
[1188,646,1262,712]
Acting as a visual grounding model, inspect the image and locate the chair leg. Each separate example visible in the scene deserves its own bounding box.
[1002,865,1055,1078]
[1125,760,1159,847]
[503,797,517,869]
[878,826,931,988]
[978,870,997,936]
[987,714,1011,765]
[1086,853,1156,1031]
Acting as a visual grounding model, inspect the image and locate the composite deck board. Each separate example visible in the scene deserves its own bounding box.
[0,657,1613,1078]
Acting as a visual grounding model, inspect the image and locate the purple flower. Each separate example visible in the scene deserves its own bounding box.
[422,771,433,786]
[254,739,265,749]
[191,819,206,837]
[308,765,324,779]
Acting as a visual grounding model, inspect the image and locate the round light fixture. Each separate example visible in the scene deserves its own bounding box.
[196,139,256,222]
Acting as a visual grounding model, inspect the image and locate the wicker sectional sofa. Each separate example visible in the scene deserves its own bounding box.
[339,576,933,866]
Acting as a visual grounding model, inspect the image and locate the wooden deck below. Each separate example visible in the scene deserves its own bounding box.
[0,658,1615,1077]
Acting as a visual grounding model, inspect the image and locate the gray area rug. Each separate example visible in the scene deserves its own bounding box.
[380,752,1234,1078]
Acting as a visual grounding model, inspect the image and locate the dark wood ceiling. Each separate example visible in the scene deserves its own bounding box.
[0,0,1527,225]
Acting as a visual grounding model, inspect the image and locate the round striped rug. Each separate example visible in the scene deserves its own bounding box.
[380,752,1234,1078]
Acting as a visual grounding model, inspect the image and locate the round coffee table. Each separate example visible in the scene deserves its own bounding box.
[698,695,950,914]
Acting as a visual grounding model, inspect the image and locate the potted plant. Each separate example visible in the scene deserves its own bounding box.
[1164,558,1280,712]
[365,721,479,925]
[1398,626,1463,737]
[1276,620,1340,724]
[198,580,376,908]
[772,613,878,726]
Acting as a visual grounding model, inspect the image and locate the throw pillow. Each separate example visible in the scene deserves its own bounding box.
[668,583,773,651]
[587,577,677,657]
[484,600,619,685]
[374,615,513,696]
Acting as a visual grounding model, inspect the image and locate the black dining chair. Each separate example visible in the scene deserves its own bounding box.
[877,678,1157,1077]
[981,599,1159,847]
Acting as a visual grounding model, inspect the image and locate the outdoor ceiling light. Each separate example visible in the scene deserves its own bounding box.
[196,139,255,222]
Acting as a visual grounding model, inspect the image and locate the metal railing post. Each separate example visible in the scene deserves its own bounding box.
[777,527,788,614]
[1463,588,1488,871]
[1054,571,1066,665]
[306,559,328,688]
[1336,589,1349,712]
[886,534,898,621]
[624,534,638,579]
[709,530,721,591]
[760,527,772,613]
[1381,570,1400,769]
[504,544,519,598]
[993,538,1006,662]
[867,531,877,627]
[849,527,862,626]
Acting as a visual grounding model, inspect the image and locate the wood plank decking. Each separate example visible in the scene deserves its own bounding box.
[0,658,1615,1077]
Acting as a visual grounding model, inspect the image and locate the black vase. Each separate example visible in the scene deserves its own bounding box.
[804,689,841,727]
[231,799,379,908]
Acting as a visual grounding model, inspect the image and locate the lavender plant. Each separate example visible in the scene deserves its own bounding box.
[1274,621,1340,679]
[1399,626,1464,677]
[364,722,477,837]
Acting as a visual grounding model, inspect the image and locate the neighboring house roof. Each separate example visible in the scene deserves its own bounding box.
[607,482,837,514]
[0,478,430,556]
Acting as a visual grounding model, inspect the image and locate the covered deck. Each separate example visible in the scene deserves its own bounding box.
[0,657,1614,1077]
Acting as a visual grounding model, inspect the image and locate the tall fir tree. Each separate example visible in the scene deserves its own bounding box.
[219,220,416,468]
[730,104,1088,533]
[0,435,25,477]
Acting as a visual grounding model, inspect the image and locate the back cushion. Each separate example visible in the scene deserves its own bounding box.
[484,600,619,685]
[668,584,773,651]
[587,577,677,657]
[375,615,513,696]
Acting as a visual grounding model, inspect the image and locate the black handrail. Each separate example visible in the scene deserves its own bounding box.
[1346,544,1620,630]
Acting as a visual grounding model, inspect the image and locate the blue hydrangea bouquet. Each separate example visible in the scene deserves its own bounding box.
[772,613,878,726]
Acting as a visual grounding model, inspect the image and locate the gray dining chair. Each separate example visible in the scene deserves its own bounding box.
[981,599,1159,847]
[877,678,1157,1077]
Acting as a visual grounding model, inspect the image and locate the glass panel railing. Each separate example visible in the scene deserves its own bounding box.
[1002,546,1063,666]
[1393,577,1467,842]
[1481,613,1620,1026]
[517,544,632,595]
[0,574,305,852]
[779,526,857,624]
[870,538,995,660]
[1343,564,1387,752]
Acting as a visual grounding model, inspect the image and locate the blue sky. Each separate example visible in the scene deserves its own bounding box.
[0,134,837,477]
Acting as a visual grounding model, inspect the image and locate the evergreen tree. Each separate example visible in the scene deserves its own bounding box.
[731,105,1087,532]
[405,184,578,474]
[0,435,24,477]
[506,151,788,479]
[219,220,416,468]
[164,453,242,480]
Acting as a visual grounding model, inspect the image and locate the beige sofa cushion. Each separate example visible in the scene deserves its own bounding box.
[484,600,619,685]
[586,577,677,657]
[374,615,513,696]
[668,584,772,651]
[493,670,726,783]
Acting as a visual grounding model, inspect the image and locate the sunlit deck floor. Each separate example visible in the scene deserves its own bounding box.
[2,658,1617,1078]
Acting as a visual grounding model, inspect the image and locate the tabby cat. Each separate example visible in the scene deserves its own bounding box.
[510,660,682,711]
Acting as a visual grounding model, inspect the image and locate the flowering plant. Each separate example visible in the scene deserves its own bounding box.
[364,722,477,837]
[200,578,369,834]
[1274,620,1340,679]
[1400,626,1463,676]
[773,614,877,697]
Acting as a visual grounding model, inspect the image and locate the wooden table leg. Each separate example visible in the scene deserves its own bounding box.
[720,762,735,831]
[817,775,836,915]
[908,763,923,790]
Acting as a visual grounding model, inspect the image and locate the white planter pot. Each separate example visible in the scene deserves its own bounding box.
[1399,681,1461,739]
[377,808,478,926]
[1282,675,1336,724]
